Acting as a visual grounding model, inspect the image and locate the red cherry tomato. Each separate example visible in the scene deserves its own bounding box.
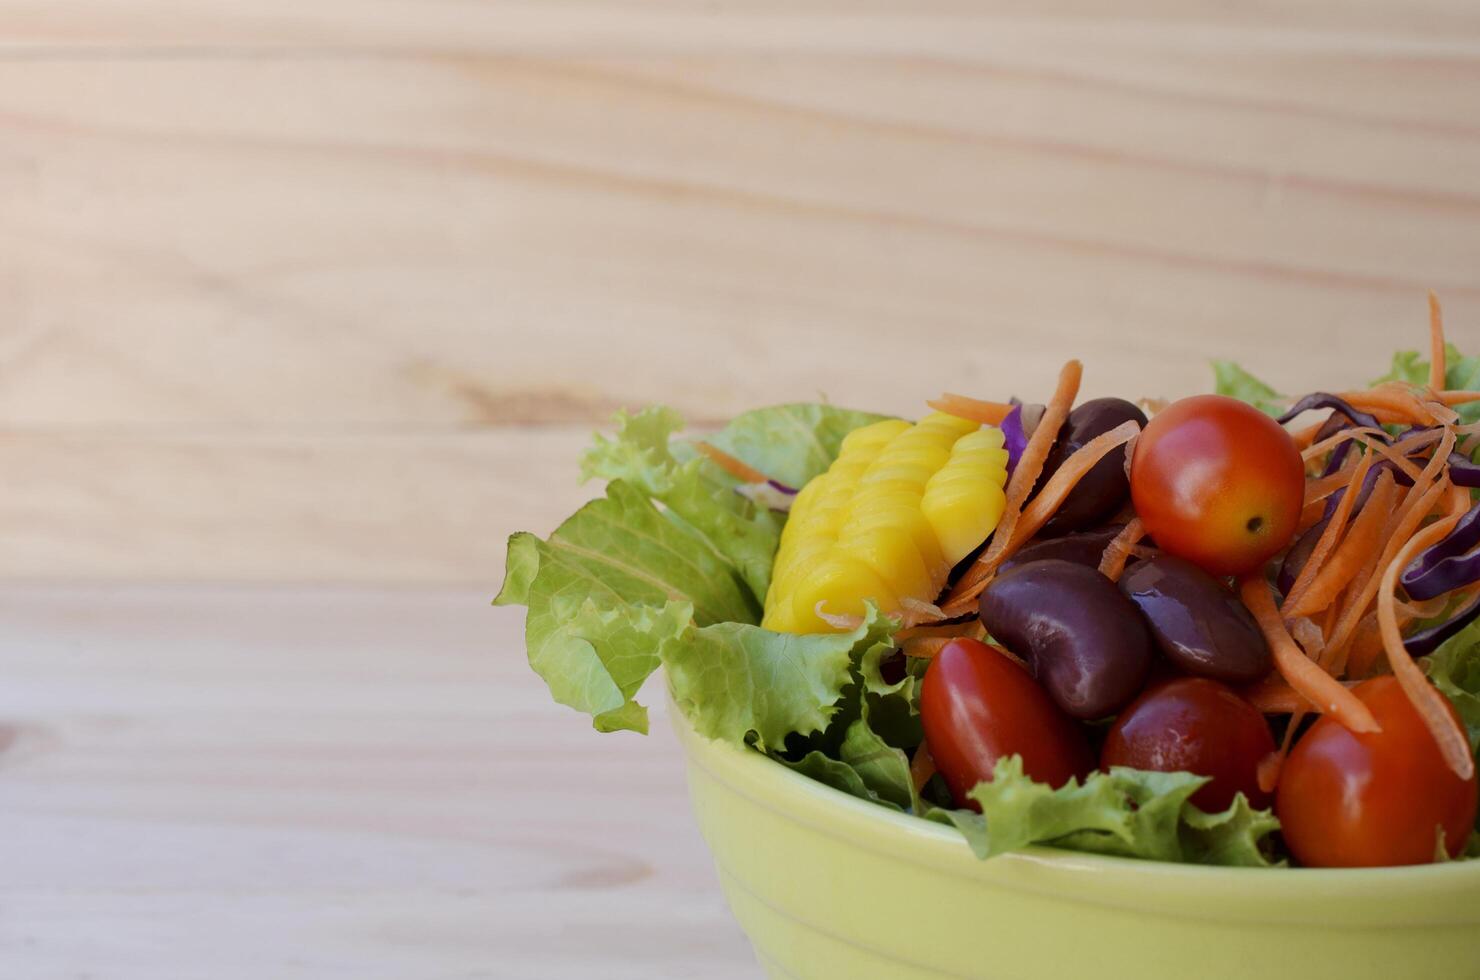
[1130,394,1304,576]
[1277,676,1478,868]
[1101,677,1275,812]
[921,638,1093,808]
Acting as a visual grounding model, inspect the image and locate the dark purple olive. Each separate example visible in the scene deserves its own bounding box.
[1117,555,1272,684]
[978,559,1153,719]
[1037,398,1148,535]
[998,524,1125,575]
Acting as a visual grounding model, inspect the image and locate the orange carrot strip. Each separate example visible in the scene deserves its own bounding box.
[1098,517,1146,582]
[1438,390,1480,406]
[1336,384,1437,425]
[1290,420,1327,450]
[1243,677,1315,715]
[694,441,771,484]
[1239,576,1380,733]
[1284,451,1375,613]
[1257,744,1289,795]
[1377,488,1475,780]
[942,360,1082,613]
[1325,441,1452,662]
[940,419,1137,617]
[1244,675,1362,714]
[1326,476,1448,657]
[1005,421,1140,553]
[894,621,983,641]
[927,392,1015,426]
[1303,461,1361,507]
[1283,470,1399,619]
[1429,292,1447,393]
[1345,614,1386,678]
[902,637,952,659]
[1300,427,1428,483]
[910,742,937,795]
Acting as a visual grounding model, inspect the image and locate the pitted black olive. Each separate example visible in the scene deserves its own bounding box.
[1118,555,1271,684]
[978,559,1154,719]
[1036,398,1147,535]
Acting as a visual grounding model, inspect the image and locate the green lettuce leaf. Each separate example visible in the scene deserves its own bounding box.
[1373,343,1480,424]
[1425,622,1480,756]
[581,406,780,603]
[494,479,759,733]
[705,403,894,489]
[777,710,918,813]
[665,605,897,751]
[1212,361,1285,417]
[500,401,893,737]
[926,756,1279,867]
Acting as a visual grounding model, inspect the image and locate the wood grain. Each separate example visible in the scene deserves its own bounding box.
[0,585,757,979]
[0,5,1477,583]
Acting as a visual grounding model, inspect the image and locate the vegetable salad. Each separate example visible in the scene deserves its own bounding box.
[498,299,1480,868]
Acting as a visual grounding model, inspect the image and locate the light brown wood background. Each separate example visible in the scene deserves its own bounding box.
[3,1,1478,589]
[3,7,1480,978]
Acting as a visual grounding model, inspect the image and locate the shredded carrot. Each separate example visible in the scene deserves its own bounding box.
[1300,426,1428,482]
[899,596,946,628]
[1377,485,1475,780]
[1005,421,1140,553]
[902,636,951,659]
[1257,746,1287,795]
[1344,614,1386,678]
[1289,420,1327,450]
[1303,458,1361,507]
[926,392,1015,426]
[941,360,1083,615]
[1429,292,1447,393]
[694,441,771,484]
[1098,518,1146,582]
[1438,390,1480,406]
[1284,450,1375,613]
[1395,593,1454,620]
[894,620,983,641]
[1322,430,1454,658]
[1321,599,1341,641]
[1326,476,1449,657]
[1336,384,1439,425]
[910,742,937,795]
[1239,576,1380,733]
[940,419,1137,617]
[1243,676,1334,715]
[1283,470,1398,619]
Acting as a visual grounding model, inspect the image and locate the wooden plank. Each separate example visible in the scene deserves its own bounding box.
[0,428,596,585]
[0,584,757,978]
[0,53,1475,431]
[2,1,1478,51]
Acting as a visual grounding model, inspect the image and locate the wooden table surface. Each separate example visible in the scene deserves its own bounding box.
[4,3,1480,976]
[0,585,757,979]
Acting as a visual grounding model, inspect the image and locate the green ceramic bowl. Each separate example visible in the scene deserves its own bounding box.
[670,702,1480,980]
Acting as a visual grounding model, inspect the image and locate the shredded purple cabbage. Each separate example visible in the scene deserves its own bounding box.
[1279,517,1328,595]
[1277,393,1383,433]
[1400,502,1480,600]
[1446,452,1480,488]
[1406,592,1480,655]
[1001,404,1029,478]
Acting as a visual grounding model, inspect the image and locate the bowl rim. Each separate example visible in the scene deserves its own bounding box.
[669,693,1480,890]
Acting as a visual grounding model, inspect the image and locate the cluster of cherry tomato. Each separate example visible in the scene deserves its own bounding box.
[920,395,1478,867]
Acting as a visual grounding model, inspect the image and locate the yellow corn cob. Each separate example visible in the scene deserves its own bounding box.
[762,413,1011,633]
